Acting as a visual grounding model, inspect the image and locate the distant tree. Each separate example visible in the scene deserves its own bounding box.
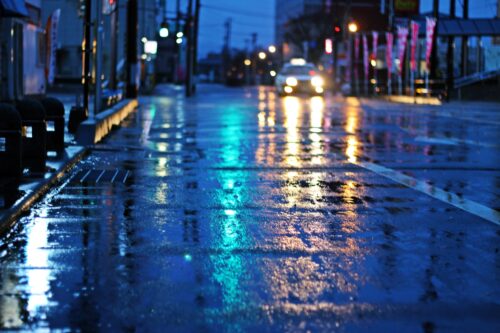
[284,12,333,64]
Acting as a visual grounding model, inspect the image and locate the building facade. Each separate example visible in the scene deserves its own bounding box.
[40,0,160,85]
[275,0,322,48]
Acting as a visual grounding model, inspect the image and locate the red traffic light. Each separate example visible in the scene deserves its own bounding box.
[334,26,341,33]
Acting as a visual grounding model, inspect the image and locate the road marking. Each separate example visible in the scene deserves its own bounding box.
[351,160,500,226]
[414,136,500,148]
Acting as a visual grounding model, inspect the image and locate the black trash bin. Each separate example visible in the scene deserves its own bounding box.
[16,99,47,175]
[41,97,65,152]
[0,103,23,180]
[0,103,23,208]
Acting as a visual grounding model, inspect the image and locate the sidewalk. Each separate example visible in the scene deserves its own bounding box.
[0,93,137,234]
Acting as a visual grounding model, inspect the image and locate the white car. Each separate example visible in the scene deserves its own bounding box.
[275,60,325,96]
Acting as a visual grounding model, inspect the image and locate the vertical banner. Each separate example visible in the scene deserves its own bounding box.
[45,9,61,85]
[385,32,394,95]
[372,31,379,59]
[372,31,379,93]
[425,17,437,72]
[410,21,420,72]
[396,25,409,94]
[425,17,437,94]
[410,21,420,96]
[354,35,360,94]
[396,26,409,75]
[363,34,369,94]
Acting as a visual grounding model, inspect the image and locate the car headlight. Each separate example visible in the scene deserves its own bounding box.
[286,77,298,87]
[311,76,324,87]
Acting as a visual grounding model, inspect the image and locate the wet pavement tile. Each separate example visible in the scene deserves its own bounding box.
[0,85,499,332]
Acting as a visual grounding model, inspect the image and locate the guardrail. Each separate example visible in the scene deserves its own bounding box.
[454,68,500,89]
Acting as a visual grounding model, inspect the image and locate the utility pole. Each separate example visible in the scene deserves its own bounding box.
[175,0,180,84]
[430,0,439,80]
[461,0,469,77]
[185,0,194,97]
[82,0,92,117]
[192,0,200,94]
[94,0,103,114]
[251,33,257,85]
[446,0,455,101]
[126,0,138,98]
[110,0,119,90]
[222,18,232,85]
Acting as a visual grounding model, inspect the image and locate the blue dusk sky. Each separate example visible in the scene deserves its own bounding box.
[167,0,498,59]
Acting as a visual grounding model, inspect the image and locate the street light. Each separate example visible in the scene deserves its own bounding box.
[258,52,267,60]
[159,21,169,38]
[244,59,252,66]
[268,45,276,53]
[348,22,358,33]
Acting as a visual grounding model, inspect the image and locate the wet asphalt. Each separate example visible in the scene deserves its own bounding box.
[0,84,499,332]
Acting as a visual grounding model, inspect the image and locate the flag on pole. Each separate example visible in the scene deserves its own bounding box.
[410,21,420,72]
[385,32,394,74]
[425,17,437,72]
[396,26,409,76]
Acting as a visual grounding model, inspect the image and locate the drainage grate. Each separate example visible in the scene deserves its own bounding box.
[72,168,130,184]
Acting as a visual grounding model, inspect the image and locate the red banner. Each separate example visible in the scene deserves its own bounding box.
[425,17,437,72]
[386,32,394,74]
[363,35,369,80]
[410,21,420,72]
[396,26,409,76]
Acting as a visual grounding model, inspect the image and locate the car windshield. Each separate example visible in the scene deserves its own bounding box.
[281,66,317,76]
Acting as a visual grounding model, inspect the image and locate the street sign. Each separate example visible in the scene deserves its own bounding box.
[395,0,420,16]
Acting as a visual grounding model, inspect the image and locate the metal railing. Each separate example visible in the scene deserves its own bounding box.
[454,68,500,89]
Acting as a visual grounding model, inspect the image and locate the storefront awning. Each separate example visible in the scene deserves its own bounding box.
[0,0,29,18]
[438,19,500,37]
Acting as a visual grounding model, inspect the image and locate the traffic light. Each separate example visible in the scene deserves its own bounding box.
[78,0,86,18]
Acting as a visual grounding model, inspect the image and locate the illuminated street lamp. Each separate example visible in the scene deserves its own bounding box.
[268,45,276,53]
[258,52,267,60]
[348,22,358,33]
[244,59,252,66]
[159,21,169,38]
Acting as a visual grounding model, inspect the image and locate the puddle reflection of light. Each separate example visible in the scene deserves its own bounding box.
[26,215,51,316]
[259,101,266,112]
[156,157,168,177]
[346,137,359,163]
[156,142,168,152]
[284,97,301,167]
[258,112,266,128]
[310,97,325,165]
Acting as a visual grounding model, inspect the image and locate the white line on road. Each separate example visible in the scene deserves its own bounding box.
[414,136,500,148]
[351,160,500,226]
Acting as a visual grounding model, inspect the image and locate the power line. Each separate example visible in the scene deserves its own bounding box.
[201,4,274,19]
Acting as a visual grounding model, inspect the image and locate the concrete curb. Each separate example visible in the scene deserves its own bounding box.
[379,95,442,106]
[0,146,89,235]
[76,99,138,145]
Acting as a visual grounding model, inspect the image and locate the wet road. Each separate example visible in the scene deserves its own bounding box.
[1,85,499,332]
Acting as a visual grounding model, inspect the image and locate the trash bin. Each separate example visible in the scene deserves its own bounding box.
[16,99,47,175]
[41,97,65,152]
[0,103,23,180]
